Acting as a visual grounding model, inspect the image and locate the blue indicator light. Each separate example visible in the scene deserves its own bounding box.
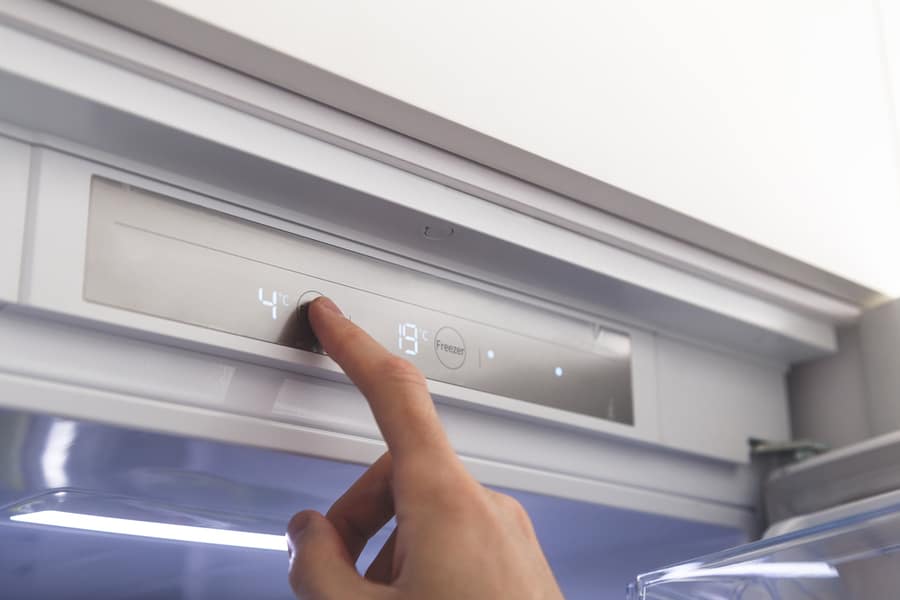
[554,366,564,377]
[486,349,495,360]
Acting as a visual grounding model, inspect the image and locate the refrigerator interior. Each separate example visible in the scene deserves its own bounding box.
[0,408,745,600]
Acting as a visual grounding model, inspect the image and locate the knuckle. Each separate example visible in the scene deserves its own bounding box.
[410,466,478,512]
[430,488,477,519]
[496,494,533,531]
[496,492,521,513]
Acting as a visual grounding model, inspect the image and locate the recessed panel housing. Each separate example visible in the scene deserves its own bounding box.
[84,178,634,424]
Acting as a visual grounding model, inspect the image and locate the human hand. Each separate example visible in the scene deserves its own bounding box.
[286,297,564,600]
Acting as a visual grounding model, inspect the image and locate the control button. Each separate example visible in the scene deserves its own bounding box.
[296,291,324,354]
[297,291,323,308]
[434,327,466,370]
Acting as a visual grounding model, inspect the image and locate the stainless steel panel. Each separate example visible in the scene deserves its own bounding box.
[84,178,633,424]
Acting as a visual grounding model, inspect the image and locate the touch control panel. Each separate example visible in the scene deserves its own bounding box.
[84,178,634,425]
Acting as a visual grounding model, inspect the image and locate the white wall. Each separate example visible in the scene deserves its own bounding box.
[878,0,900,141]
[150,0,900,295]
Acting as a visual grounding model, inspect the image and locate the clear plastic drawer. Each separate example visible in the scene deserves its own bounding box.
[629,490,900,599]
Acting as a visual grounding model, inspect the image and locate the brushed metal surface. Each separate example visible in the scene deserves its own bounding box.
[84,178,634,424]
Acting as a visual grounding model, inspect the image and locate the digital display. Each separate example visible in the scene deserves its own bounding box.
[84,178,634,425]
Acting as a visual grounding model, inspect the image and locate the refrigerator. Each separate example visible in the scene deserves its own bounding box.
[0,3,897,598]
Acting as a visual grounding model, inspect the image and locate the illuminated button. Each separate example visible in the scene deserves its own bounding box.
[434,327,466,370]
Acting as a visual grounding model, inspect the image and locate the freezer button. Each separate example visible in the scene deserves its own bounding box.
[434,327,466,370]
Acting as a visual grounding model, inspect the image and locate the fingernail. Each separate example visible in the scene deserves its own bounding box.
[316,296,343,317]
[286,511,313,544]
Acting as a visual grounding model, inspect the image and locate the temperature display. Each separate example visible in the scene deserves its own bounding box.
[258,288,290,320]
[398,322,421,356]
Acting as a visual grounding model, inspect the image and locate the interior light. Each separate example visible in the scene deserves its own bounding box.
[40,421,76,489]
[11,510,285,551]
[656,561,839,581]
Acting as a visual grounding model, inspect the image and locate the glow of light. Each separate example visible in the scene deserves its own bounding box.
[486,349,495,359]
[41,421,76,489]
[554,367,564,377]
[11,510,285,551]
[656,561,839,581]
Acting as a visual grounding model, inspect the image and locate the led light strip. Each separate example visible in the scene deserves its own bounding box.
[11,510,286,551]
[656,560,839,581]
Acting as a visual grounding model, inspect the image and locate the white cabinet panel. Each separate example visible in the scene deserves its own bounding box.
[789,326,871,450]
[96,0,900,296]
[860,300,900,437]
[0,136,29,303]
[656,336,790,463]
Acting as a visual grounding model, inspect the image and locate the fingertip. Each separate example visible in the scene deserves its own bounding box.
[287,510,319,547]
[287,509,374,599]
[309,296,343,320]
[307,297,349,352]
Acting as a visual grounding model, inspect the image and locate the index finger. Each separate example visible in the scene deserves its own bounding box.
[307,296,456,464]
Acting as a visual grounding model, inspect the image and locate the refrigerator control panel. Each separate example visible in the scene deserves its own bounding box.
[84,178,634,425]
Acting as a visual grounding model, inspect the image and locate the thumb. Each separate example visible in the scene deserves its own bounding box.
[287,510,381,600]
